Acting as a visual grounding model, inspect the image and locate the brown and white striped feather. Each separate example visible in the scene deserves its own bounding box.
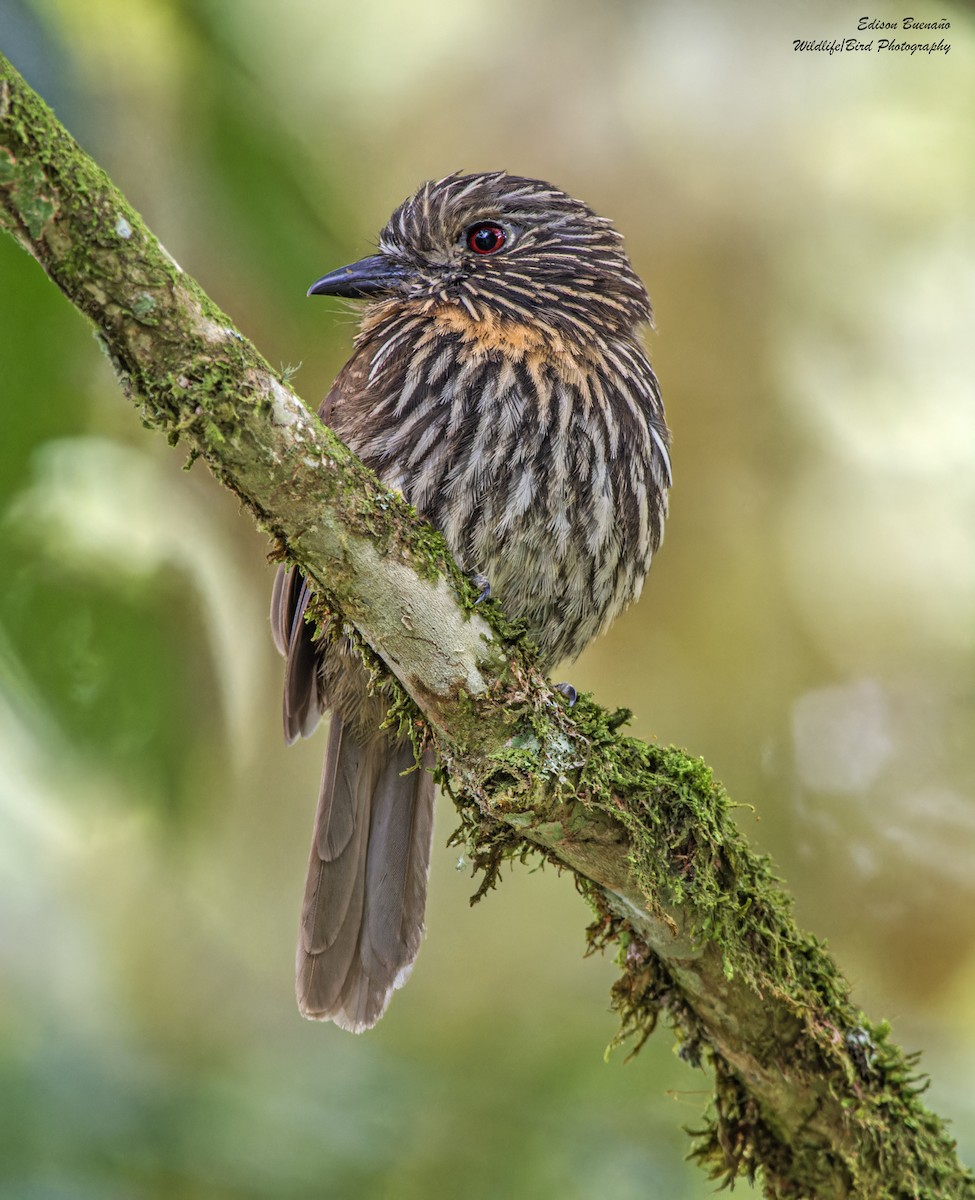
[326,304,669,667]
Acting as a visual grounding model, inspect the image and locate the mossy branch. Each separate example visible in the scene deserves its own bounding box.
[2,51,971,1199]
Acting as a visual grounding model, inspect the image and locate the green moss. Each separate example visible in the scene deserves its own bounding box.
[443,682,975,1195]
[11,159,57,237]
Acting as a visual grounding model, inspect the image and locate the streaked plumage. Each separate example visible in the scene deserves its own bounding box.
[272,171,671,1031]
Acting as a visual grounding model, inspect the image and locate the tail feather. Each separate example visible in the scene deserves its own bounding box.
[361,744,436,975]
[296,714,435,1032]
[270,565,322,744]
[302,719,374,954]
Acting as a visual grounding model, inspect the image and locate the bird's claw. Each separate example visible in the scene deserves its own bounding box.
[554,682,578,706]
[472,573,491,605]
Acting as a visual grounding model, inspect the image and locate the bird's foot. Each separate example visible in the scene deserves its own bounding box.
[553,682,578,706]
[471,572,491,605]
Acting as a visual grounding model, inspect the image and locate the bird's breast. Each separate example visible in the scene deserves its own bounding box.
[333,301,665,667]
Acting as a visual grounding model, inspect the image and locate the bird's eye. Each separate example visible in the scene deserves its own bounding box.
[465,222,507,255]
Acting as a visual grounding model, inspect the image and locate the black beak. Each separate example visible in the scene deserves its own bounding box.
[306,253,406,299]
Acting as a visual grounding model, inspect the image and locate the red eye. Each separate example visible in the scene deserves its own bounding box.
[466,222,507,255]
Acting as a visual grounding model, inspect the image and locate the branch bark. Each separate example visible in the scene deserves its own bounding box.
[2,52,971,1199]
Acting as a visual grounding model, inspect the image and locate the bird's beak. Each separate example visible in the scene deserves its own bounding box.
[306,254,406,299]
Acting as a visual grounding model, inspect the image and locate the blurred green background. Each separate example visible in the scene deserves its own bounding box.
[2,1,974,1196]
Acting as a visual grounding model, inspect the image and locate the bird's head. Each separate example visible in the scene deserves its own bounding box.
[308,172,652,341]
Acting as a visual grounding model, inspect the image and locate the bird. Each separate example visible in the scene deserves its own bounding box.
[271,171,672,1032]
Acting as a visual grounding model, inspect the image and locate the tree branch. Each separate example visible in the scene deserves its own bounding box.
[2,52,971,1199]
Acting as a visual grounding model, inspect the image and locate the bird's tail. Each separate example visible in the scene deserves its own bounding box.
[296,714,435,1031]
